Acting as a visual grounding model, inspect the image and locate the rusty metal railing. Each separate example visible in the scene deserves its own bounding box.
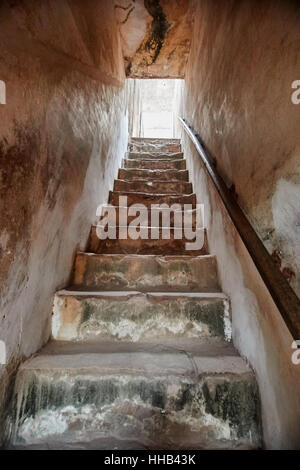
[179,117,300,340]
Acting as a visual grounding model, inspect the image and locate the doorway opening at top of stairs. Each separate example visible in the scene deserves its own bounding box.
[126,78,184,139]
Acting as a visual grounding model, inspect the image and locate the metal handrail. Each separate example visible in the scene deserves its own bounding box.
[179,117,300,340]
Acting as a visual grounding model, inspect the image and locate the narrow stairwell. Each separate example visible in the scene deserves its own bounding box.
[10,138,262,450]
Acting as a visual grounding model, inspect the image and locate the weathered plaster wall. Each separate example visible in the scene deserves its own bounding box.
[182,0,300,448]
[184,0,300,298]
[115,0,193,78]
[0,0,127,442]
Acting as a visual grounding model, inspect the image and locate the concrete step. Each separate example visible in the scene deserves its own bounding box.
[52,291,231,342]
[130,137,181,142]
[129,144,182,154]
[109,190,196,207]
[12,340,262,450]
[118,168,189,182]
[98,205,203,228]
[123,158,186,170]
[88,226,208,255]
[113,179,193,195]
[127,152,184,160]
[71,253,220,292]
[129,139,181,154]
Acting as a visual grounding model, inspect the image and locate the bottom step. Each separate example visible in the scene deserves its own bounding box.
[11,340,262,450]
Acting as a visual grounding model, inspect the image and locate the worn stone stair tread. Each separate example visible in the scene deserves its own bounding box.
[129,140,180,143]
[109,190,196,197]
[128,139,182,155]
[129,140,180,145]
[52,290,231,342]
[127,152,184,159]
[115,178,188,182]
[99,203,199,211]
[109,190,195,206]
[9,437,194,451]
[10,437,257,451]
[128,148,182,155]
[129,141,180,147]
[19,340,251,377]
[125,157,184,163]
[75,252,215,259]
[129,147,182,155]
[123,159,186,170]
[88,226,208,255]
[56,287,226,305]
[71,252,221,292]
[114,179,192,194]
[91,224,204,230]
[130,137,181,142]
[56,290,227,298]
[118,168,189,181]
[39,337,237,356]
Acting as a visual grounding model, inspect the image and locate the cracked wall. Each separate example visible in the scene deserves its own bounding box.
[0,0,127,443]
[115,0,193,78]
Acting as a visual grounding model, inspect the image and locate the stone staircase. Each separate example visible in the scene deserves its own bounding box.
[10,137,262,450]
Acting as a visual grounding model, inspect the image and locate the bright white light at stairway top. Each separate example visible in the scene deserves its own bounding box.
[131,78,183,139]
